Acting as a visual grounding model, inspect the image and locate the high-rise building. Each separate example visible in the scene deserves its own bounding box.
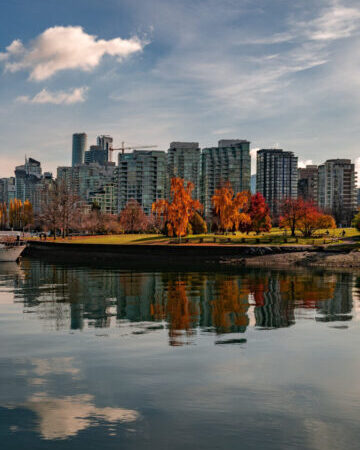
[357,187,360,207]
[117,150,167,214]
[85,145,111,166]
[97,135,113,152]
[89,182,118,215]
[318,159,357,225]
[57,163,116,202]
[298,165,318,202]
[0,177,16,205]
[15,157,42,203]
[256,149,298,216]
[32,172,55,214]
[201,140,251,218]
[167,142,201,199]
[72,133,87,166]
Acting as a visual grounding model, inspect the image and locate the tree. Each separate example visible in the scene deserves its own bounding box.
[9,199,23,230]
[211,182,251,233]
[22,200,33,230]
[190,212,207,234]
[119,200,149,233]
[152,177,202,238]
[297,203,336,237]
[249,193,272,234]
[279,198,306,237]
[352,210,360,231]
[0,202,7,229]
[39,182,80,238]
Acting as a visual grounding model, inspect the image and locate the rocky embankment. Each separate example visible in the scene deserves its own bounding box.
[224,249,360,269]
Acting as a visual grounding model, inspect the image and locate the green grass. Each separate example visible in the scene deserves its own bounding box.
[57,227,360,247]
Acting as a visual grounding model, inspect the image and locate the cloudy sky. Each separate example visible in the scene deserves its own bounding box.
[0,0,359,179]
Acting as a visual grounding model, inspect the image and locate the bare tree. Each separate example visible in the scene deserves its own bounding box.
[39,181,81,238]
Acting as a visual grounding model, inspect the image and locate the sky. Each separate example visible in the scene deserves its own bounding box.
[0,0,359,181]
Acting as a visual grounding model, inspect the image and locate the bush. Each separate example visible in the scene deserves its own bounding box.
[190,212,207,234]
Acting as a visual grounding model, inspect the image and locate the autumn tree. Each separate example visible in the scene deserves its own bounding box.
[190,211,207,234]
[119,200,149,233]
[279,198,306,237]
[297,203,336,237]
[249,193,272,234]
[22,200,33,230]
[152,177,202,238]
[0,202,7,229]
[212,182,251,233]
[9,199,24,230]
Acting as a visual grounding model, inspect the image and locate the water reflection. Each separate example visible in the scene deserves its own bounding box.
[1,260,356,346]
[3,355,140,441]
[1,260,360,448]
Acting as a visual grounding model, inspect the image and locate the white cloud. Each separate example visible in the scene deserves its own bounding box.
[305,4,360,41]
[16,87,88,105]
[298,159,314,168]
[1,26,145,80]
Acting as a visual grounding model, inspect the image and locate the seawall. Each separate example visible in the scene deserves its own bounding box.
[25,241,315,269]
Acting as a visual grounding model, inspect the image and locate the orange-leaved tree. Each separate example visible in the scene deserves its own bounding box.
[212,182,251,233]
[152,177,202,238]
[0,202,7,229]
[9,199,24,229]
[279,198,306,237]
[22,200,34,230]
[297,202,335,237]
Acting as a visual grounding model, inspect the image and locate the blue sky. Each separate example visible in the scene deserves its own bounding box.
[0,0,359,179]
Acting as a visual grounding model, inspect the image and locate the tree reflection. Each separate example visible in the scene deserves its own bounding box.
[210,278,249,334]
[13,260,358,342]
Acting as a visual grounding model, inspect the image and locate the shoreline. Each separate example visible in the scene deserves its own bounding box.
[25,240,360,270]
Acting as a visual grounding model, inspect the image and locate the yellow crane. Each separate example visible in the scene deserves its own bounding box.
[109,141,158,161]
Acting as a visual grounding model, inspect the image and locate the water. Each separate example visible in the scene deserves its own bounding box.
[1,258,360,450]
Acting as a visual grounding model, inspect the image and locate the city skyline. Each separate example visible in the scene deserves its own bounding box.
[0,0,360,180]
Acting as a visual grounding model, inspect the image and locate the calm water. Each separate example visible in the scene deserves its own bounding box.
[1,259,360,450]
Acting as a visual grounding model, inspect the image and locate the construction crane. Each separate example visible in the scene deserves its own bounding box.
[109,141,158,161]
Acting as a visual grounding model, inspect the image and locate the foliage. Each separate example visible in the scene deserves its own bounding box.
[249,193,272,234]
[119,200,149,233]
[211,182,251,232]
[279,198,306,237]
[8,198,34,230]
[152,177,202,238]
[0,202,7,229]
[190,212,207,234]
[296,203,336,237]
[352,211,360,231]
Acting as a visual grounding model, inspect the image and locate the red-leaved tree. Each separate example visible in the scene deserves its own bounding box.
[279,198,306,237]
[119,200,149,233]
[249,193,272,234]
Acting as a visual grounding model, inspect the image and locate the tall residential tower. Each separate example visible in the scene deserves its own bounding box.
[256,149,298,216]
[167,142,201,199]
[72,133,87,166]
[117,150,167,214]
[201,140,251,218]
[318,159,357,225]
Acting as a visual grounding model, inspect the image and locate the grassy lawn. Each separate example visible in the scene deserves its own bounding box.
[50,227,360,247]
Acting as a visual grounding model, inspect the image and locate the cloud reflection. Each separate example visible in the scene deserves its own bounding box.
[22,393,139,440]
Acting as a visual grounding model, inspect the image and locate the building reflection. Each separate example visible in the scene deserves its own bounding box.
[10,260,359,344]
